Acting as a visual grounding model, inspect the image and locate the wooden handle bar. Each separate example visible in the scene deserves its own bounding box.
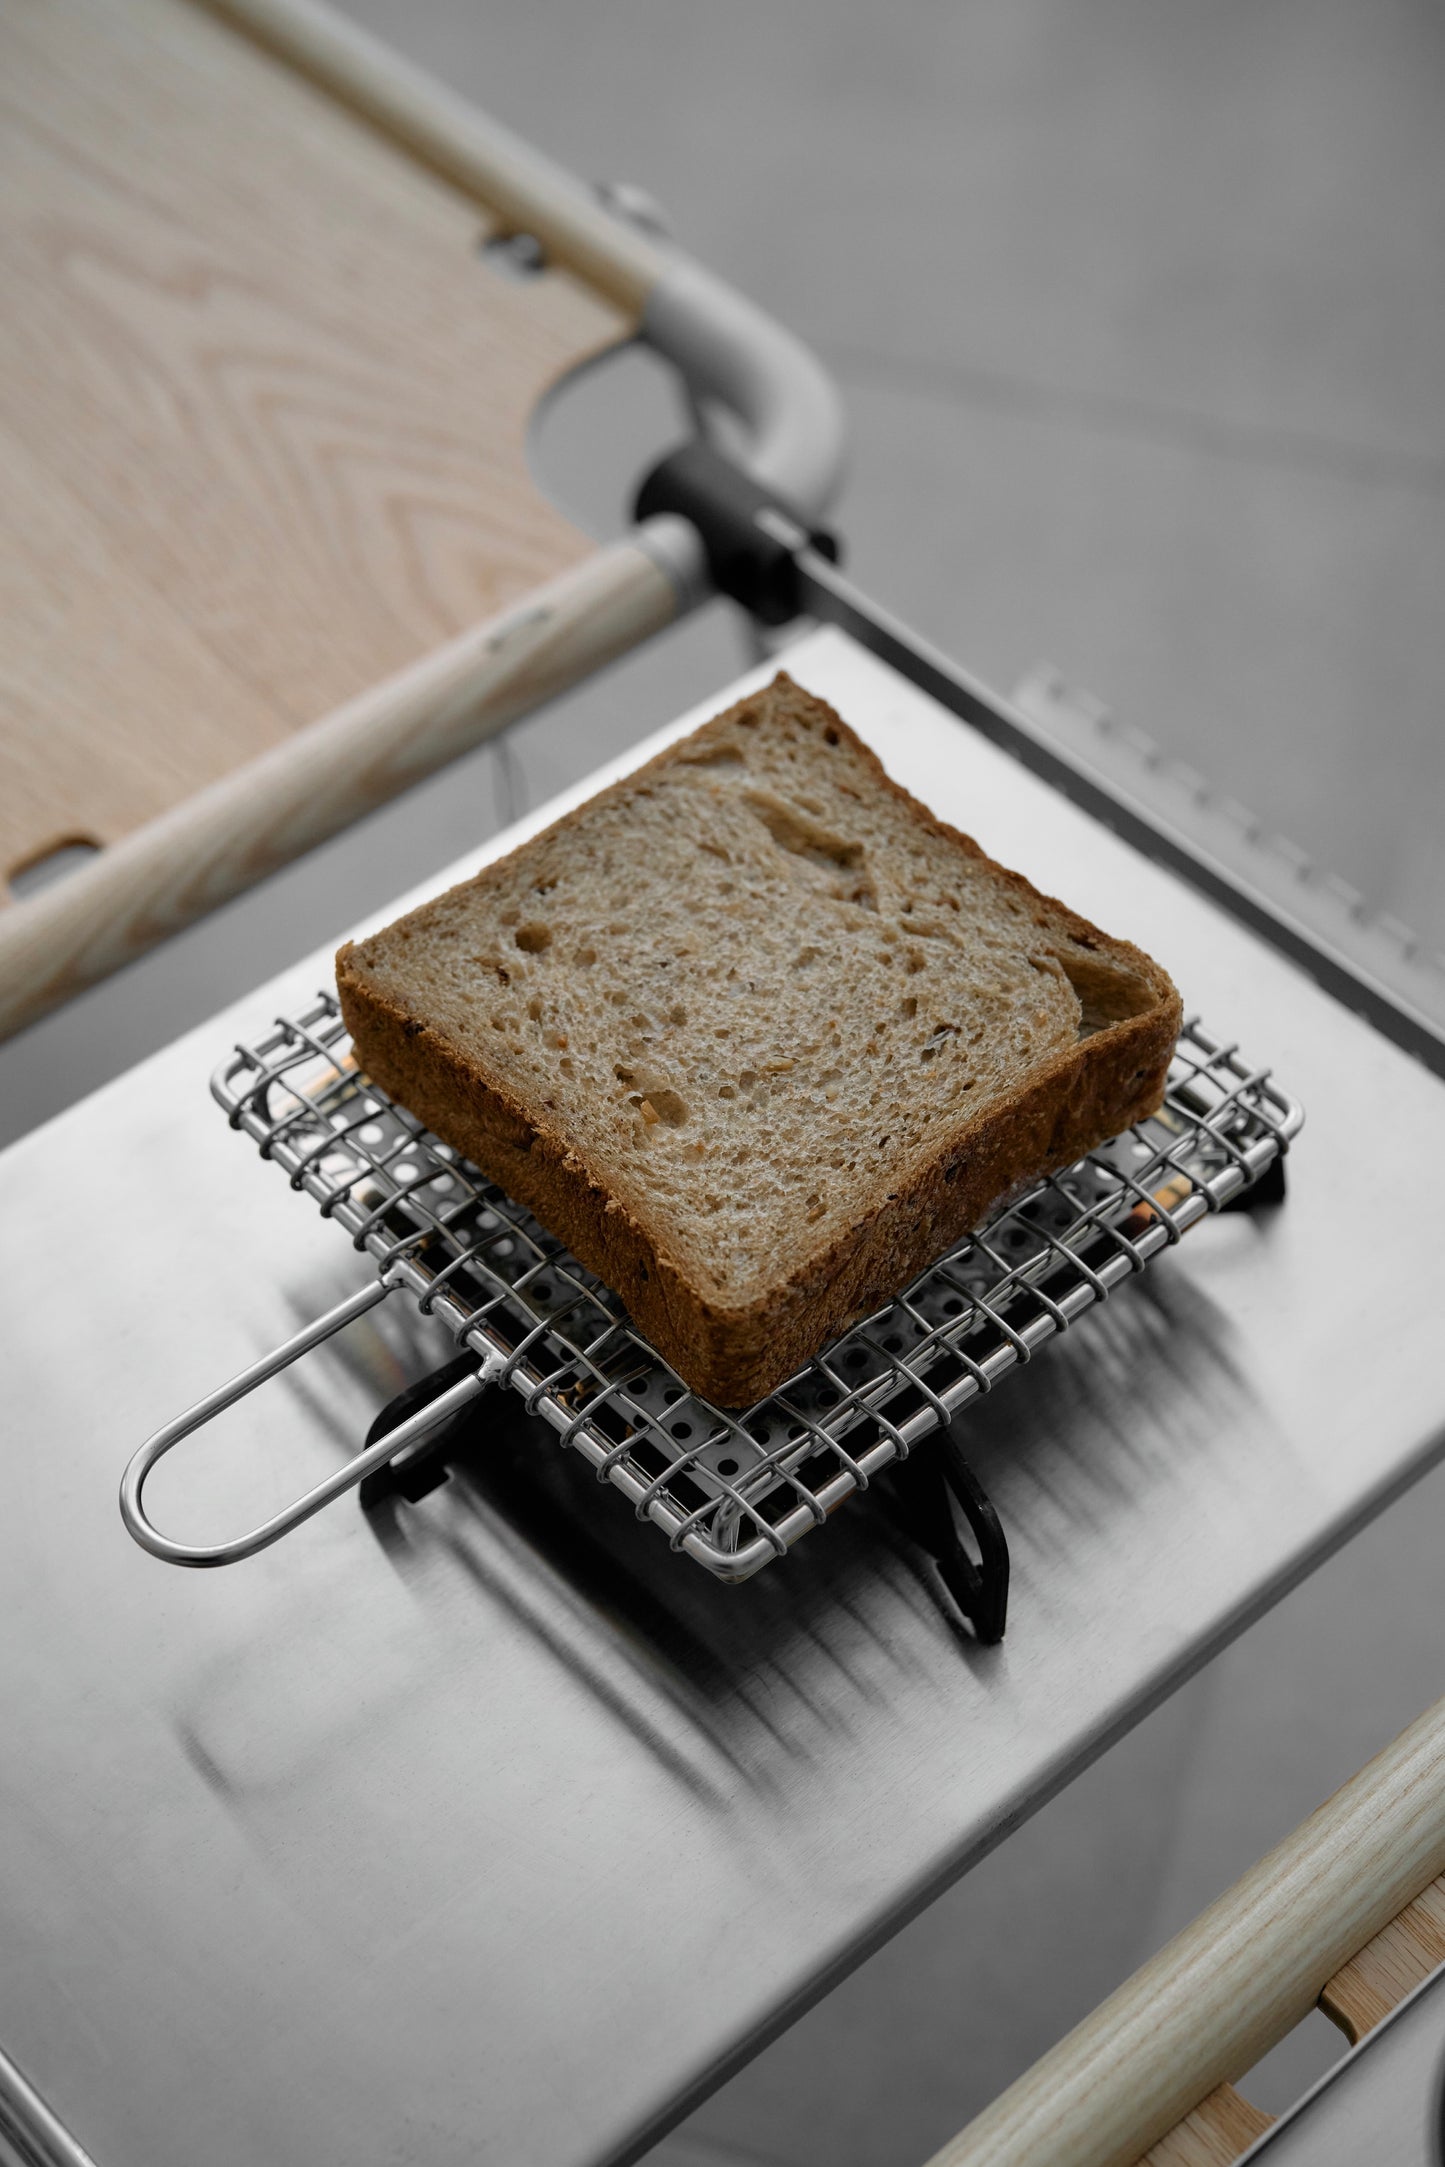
[926,1691,1445,2167]
[196,0,666,311]
[0,541,675,1040]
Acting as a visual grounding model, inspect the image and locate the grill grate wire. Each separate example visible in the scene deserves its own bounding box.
[212,995,1302,1584]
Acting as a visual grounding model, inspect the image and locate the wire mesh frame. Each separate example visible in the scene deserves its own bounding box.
[212,995,1303,1584]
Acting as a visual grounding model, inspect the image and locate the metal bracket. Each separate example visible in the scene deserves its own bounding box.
[880,1433,1011,1646]
[357,1349,486,1511]
[871,1142,1290,1649]
[360,1349,1014,1642]
[1219,1151,1287,1211]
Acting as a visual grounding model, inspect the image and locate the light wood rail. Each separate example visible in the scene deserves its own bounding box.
[1137,1873,1445,2162]
[1140,2083,1272,2167]
[1319,1870,1445,2045]
[924,1692,1445,2167]
[197,0,665,311]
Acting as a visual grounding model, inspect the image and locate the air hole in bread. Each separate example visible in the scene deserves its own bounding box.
[1054,949,1157,1037]
[679,744,744,768]
[745,789,864,873]
[515,922,551,952]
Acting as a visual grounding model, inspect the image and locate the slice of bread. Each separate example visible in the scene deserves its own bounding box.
[337,673,1181,1405]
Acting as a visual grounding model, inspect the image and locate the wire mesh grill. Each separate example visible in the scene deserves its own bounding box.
[213,995,1302,1583]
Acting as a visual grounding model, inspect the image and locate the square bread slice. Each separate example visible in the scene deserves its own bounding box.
[337,674,1181,1405]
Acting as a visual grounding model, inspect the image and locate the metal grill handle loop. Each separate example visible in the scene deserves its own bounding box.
[119,1278,497,1567]
[172,998,1302,1583]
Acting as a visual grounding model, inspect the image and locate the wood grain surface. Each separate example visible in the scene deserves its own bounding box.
[1139,2085,1272,2167]
[200,0,664,313]
[0,0,630,895]
[1319,1871,1445,2045]
[1138,1877,1445,2165]
[0,538,676,1038]
[924,1692,1445,2167]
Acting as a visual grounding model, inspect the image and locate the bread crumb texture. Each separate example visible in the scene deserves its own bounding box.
[337,675,1180,1400]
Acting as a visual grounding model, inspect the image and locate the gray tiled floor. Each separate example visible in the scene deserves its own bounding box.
[5,3,1444,2162]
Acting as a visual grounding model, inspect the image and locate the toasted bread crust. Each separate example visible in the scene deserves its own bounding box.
[337,678,1181,1405]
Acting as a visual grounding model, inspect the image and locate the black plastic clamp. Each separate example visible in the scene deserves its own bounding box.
[634,440,840,625]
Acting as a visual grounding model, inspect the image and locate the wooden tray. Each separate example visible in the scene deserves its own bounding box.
[0,0,631,892]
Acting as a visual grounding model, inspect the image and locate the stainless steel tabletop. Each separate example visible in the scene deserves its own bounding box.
[3,628,1443,2167]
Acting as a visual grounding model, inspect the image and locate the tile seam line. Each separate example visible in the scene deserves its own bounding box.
[820,340,1445,498]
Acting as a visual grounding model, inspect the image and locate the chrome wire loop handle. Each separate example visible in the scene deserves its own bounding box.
[120,1278,497,1567]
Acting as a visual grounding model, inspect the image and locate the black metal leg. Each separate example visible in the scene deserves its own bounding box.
[1219,1153,1288,1212]
[880,1431,1010,1645]
[934,1435,1010,1645]
[364,1358,1013,1643]
[358,1350,484,1509]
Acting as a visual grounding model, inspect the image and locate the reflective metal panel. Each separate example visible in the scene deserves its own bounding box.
[2,630,1443,2167]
